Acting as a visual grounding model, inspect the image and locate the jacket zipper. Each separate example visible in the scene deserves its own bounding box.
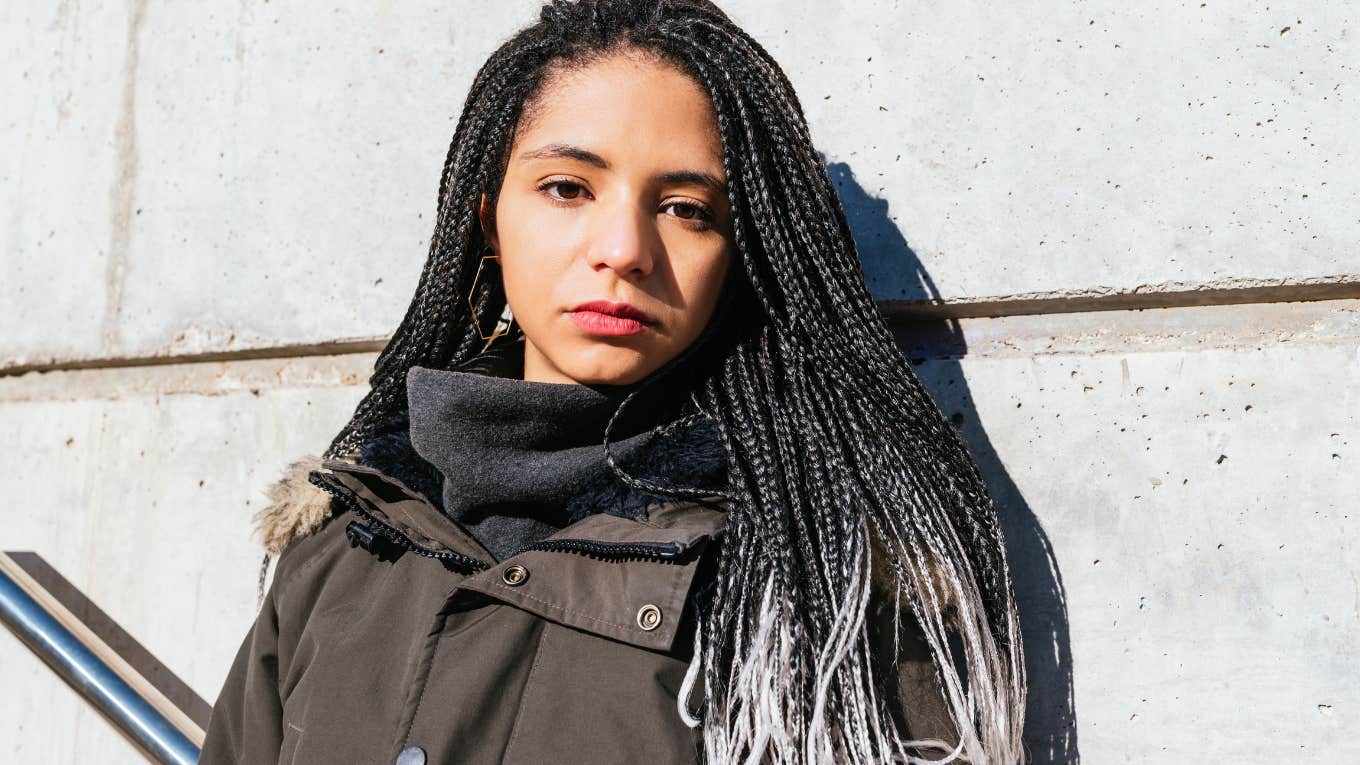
[311,470,694,565]
[308,471,491,572]
[518,538,684,560]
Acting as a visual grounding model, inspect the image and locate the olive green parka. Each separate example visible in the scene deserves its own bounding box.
[201,448,958,764]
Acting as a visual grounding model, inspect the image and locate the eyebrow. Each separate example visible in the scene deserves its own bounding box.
[517,142,728,194]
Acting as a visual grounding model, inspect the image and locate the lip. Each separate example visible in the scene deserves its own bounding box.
[567,300,657,337]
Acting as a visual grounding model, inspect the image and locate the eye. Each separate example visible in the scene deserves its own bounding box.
[663,199,716,230]
[536,177,591,203]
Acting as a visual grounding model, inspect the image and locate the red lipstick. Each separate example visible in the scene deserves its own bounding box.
[567,300,656,337]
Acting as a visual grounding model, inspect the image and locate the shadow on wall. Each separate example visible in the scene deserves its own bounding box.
[829,160,1080,765]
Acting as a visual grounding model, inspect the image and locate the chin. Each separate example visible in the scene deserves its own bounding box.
[559,345,660,386]
[564,362,651,387]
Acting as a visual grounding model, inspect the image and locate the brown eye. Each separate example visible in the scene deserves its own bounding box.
[663,200,716,229]
[540,180,587,201]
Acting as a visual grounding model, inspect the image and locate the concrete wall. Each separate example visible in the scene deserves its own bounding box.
[3,1,1355,762]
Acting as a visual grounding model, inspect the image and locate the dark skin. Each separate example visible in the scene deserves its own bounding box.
[478,50,735,385]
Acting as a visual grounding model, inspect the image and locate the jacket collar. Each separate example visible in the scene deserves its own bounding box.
[308,456,729,652]
[251,394,730,567]
[252,352,732,653]
[309,456,729,566]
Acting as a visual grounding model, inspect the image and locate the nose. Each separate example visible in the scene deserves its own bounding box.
[584,200,655,278]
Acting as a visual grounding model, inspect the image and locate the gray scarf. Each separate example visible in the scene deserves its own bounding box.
[387,338,726,562]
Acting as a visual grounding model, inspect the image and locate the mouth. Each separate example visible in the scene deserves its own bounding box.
[566,300,657,337]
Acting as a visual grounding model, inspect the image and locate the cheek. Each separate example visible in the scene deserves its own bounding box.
[674,247,732,327]
[499,255,552,322]
[495,197,563,309]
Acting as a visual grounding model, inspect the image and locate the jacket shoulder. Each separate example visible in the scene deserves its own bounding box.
[251,453,353,557]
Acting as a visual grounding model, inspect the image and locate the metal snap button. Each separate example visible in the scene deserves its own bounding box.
[396,745,426,765]
[637,603,662,631]
[501,564,530,586]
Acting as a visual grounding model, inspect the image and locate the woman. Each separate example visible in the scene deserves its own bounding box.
[201,1,1026,763]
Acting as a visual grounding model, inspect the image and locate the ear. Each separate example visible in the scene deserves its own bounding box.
[478,192,499,254]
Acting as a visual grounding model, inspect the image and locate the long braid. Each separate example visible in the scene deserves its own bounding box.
[319,1,1026,761]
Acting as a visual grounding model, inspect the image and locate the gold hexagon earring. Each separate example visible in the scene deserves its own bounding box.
[467,252,513,344]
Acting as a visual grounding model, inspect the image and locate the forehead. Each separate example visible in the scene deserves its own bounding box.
[511,52,724,173]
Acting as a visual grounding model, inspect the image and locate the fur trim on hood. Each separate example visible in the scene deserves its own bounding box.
[251,453,352,558]
[867,524,961,630]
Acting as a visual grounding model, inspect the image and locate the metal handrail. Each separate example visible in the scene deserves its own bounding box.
[0,553,202,764]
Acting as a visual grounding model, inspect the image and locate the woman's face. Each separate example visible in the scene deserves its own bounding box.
[480,51,734,386]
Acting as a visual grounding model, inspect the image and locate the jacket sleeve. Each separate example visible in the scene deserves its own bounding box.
[199,562,285,764]
[865,536,961,756]
[866,594,960,751]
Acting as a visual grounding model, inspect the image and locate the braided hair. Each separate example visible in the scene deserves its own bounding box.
[323,1,1025,761]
